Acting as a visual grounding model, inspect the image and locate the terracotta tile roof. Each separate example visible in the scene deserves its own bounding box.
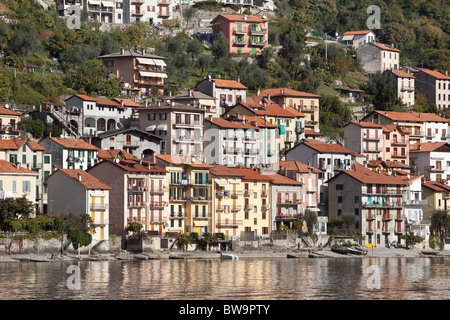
[390,69,415,79]
[236,102,304,118]
[413,113,450,122]
[47,137,100,151]
[72,94,96,102]
[423,180,450,192]
[213,79,247,90]
[342,30,373,35]
[345,121,383,128]
[156,154,213,168]
[0,140,45,151]
[264,173,302,185]
[380,160,410,168]
[410,142,449,153]
[212,14,270,23]
[58,169,111,189]
[256,88,321,99]
[304,129,322,136]
[340,162,407,185]
[371,110,427,123]
[418,68,450,80]
[206,117,258,130]
[0,160,37,174]
[229,114,278,128]
[92,97,121,107]
[209,165,245,177]
[0,105,21,116]
[231,168,273,181]
[285,106,305,117]
[301,141,354,154]
[373,43,401,53]
[98,149,136,161]
[112,98,142,108]
[278,160,321,173]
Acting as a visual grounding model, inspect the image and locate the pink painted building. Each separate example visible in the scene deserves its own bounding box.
[211,14,270,55]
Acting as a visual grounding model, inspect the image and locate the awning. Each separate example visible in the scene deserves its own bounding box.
[137,57,156,65]
[342,35,354,41]
[146,125,156,131]
[139,71,158,77]
[155,72,168,78]
[101,1,114,6]
[153,59,167,67]
[215,180,229,187]
[156,125,167,131]
[89,0,101,5]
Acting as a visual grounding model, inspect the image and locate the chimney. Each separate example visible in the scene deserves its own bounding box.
[282,103,285,109]
[77,173,82,182]
[242,114,245,124]
[120,47,124,55]
[267,93,270,100]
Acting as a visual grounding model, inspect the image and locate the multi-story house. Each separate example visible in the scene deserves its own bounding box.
[127,0,173,25]
[55,0,173,25]
[362,110,425,145]
[210,164,246,240]
[344,121,384,162]
[64,94,134,137]
[337,30,376,50]
[0,104,21,140]
[231,168,272,239]
[224,114,279,168]
[91,127,162,161]
[415,68,450,110]
[267,173,303,231]
[226,101,306,155]
[327,163,408,247]
[87,158,168,239]
[46,169,111,245]
[38,137,99,171]
[410,142,450,184]
[357,42,400,74]
[418,113,450,143]
[0,140,51,213]
[248,88,321,134]
[382,124,410,165]
[155,155,213,235]
[211,14,270,55]
[203,116,261,168]
[137,101,205,160]
[278,160,321,214]
[403,174,428,241]
[0,160,38,217]
[384,69,415,108]
[169,89,219,118]
[98,47,168,97]
[286,140,354,213]
[196,78,248,113]
[422,180,450,220]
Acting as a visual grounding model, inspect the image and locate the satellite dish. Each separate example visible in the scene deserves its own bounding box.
[115,158,120,163]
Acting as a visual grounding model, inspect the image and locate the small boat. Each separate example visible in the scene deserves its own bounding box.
[331,245,348,255]
[347,247,368,256]
[355,246,369,253]
[421,250,438,256]
[220,253,239,260]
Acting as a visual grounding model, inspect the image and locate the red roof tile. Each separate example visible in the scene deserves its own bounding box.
[112,98,142,107]
[0,105,21,116]
[156,154,213,168]
[423,180,450,192]
[278,160,321,173]
[72,94,96,102]
[209,165,246,177]
[341,162,407,185]
[58,169,111,189]
[410,142,449,153]
[264,173,302,185]
[231,168,273,181]
[418,68,450,80]
[0,160,37,174]
[213,79,247,90]
[302,141,354,154]
[207,117,258,130]
[256,88,321,99]
[373,43,401,52]
[212,14,270,23]
[48,138,99,151]
[345,121,383,128]
[390,69,415,79]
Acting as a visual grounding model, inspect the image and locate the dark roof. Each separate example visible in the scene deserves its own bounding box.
[95,127,162,140]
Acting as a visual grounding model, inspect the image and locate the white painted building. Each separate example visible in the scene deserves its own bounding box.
[357,42,400,74]
[410,142,450,184]
[337,30,376,50]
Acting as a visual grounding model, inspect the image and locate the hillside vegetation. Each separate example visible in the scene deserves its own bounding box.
[0,0,448,135]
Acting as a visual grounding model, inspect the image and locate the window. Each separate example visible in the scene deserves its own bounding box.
[254,218,257,225]
[12,180,17,193]
[337,209,342,216]
[159,113,167,120]
[148,113,156,120]
[355,208,359,216]
[23,181,31,193]
[336,184,343,190]
[355,196,359,203]
[338,196,342,203]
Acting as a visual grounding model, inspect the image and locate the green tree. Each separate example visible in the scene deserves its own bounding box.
[0,196,35,231]
[211,32,229,60]
[22,119,46,139]
[430,209,450,246]
[303,210,318,234]
[400,232,424,249]
[125,221,142,235]
[366,72,403,111]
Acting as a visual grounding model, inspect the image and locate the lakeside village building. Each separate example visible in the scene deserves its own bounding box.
[7,29,450,248]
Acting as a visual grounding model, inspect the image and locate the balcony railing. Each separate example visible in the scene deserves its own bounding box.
[90,203,109,211]
[244,189,253,196]
[277,198,301,205]
[249,39,267,46]
[276,213,299,220]
[233,27,247,34]
[216,219,242,227]
[233,39,246,46]
[361,202,402,209]
[391,139,407,146]
[128,202,145,208]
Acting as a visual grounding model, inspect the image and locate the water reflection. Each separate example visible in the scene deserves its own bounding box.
[1,257,450,300]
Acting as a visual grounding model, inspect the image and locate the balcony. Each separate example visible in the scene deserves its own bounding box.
[244,204,251,210]
[131,10,144,16]
[233,27,247,34]
[392,152,407,158]
[169,213,185,219]
[363,135,380,141]
[91,218,108,227]
[249,39,267,47]
[150,189,165,195]
[90,203,109,211]
[216,219,242,227]
[261,205,269,211]
[128,202,145,208]
[150,202,165,209]
[233,38,246,46]
[361,202,402,209]
[404,199,427,206]
[401,86,414,92]
[261,191,268,197]
[158,0,171,4]
[276,213,299,220]
[231,192,242,199]
[361,187,405,195]
[391,139,407,146]
[174,121,203,129]
[363,147,382,153]
[128,186,147,193]
[277,198,301,205]
[249,27,267,35]
[191,196,212,202]
[244,189,253,196]
[158,10,170,17]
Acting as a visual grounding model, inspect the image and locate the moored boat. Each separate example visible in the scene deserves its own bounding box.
[347,247,368,256]
[220,253,239,260]
[331,245,348,255]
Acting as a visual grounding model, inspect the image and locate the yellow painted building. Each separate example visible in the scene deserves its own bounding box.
[422,180,450,220]
[156,154,213,235]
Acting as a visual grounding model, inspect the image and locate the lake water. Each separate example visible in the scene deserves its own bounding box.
[1,257,449,301]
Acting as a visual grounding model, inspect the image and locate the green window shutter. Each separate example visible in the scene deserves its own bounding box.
[202,205,206,217]
[22,154,26,164]
[252,47,256,55]
[195,205,198,217]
